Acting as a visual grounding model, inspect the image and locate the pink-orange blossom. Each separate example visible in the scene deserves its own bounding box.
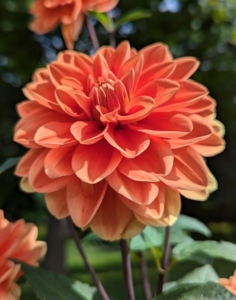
[14,41,225,240]
[29,0,119,49]
[219,270,236,295]
[0,210,46,300]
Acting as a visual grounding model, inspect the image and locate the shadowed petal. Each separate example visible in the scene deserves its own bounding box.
[138,185,181,226]
[28,150,69,193]
[118,137,173,181]
[120,182,165,224]
[72,139,122,183]
[44,147,75,178]
[55,86,84,117]
[45,188,69,218]
[106,170,159,205]
[67,176,108,228]
[104,125,150,158]
[117,96,154,125]
[71,121,107,144]
[121,216,146,239]
[90,187,132,241]
[15,149,43,177]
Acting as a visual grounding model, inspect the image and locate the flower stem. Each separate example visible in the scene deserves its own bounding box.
[120,239,136,300]
[107,11,116,48]
[67,217,110,300]
[85,14,100,51]
[157,226,171,295]
[137,251,152,300]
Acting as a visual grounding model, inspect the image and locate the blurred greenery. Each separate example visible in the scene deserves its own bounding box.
[1,0,236,298]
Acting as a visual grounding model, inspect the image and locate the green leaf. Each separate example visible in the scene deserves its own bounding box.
[179,281,236,300]
[0,157,21,174]
[173,215,211,237]
[21,263,97,300]
[164,265,219,292]
[130,226,162,251]
[173,240,236,263]
[114,9,152,30]
[153,284,199,300]
[154,282,236,300]
[88,12,112,32]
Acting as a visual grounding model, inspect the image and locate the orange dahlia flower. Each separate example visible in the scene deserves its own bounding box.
[0,210,46,300]
[29,0,119,49]
[14,41,225,240]
[219,271,236,295]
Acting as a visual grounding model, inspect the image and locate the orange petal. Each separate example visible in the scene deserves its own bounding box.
[121,215,146,239]
[72,139,122,184]
[111,41,131,75]
[67,176,108,228]
[44,147,75,178]
[135,79,179,107]
[15,149,43,177]
[130,112,193,138]
[23,81,62,112]
[17,101,42,118]
[35,121,77,148]
[192,132,225,157]
[138,61,176,86]
[140,43,172,69]
[90,187,132,241]
[157,80,208,111]
[106,170,159,205]
[93,54,109,80]
[45,188,69,218]
[120,182,165,224]
[71,121,107,144]
[104,125,150,158]
[161,146,209,191]
[117,96,154,125]
[118,137,173,181]
[28,150,69,193]
[55,86,84,117]
[170,57,200,80]
[168,114,212,148]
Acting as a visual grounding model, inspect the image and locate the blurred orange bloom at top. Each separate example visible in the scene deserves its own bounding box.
[29,0,119,49]
[0,211,46,300]
[14,41,225,240]
[219,271,236,295]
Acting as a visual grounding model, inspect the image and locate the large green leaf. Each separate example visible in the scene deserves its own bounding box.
[154,282,236,300]
[21,263,97,300]
[173,240,236,263]
[114,9,152,30]
[164,265,219,292]
[130,226,162,251]
[173,215,211,237]
[0,157,21,174]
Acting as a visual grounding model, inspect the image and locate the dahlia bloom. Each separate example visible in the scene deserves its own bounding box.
[0,210,46,300]
[219,271,236,295]
[14,41,225,240]
[29,0,119,49]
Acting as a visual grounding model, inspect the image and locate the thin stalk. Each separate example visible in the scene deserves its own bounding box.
[157,226,171,295]
[137,251,152,300]
[107,11,116,47]
[85,14,100,50]
[120,239,135,300]
[67,217,110,300]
